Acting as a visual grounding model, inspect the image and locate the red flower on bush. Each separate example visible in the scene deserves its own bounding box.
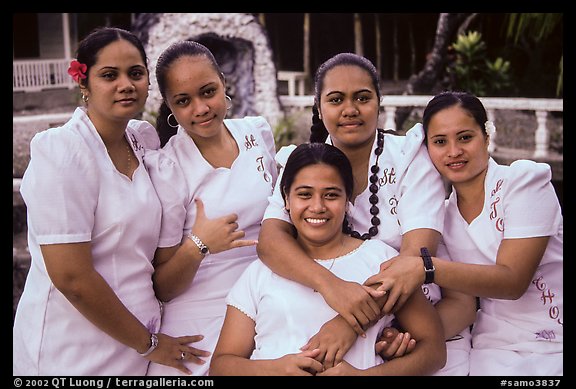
[68,60,87,83]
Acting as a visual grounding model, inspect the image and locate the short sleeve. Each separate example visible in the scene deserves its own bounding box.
[144,149,190,247]
[225,260,270,321]
[128,119,160,150]
[20,129,99,244]
[262,144,297,222]
[397,136,445,235]
[503,160,562,238]
[246,116,277,164]
[251,116,279,186]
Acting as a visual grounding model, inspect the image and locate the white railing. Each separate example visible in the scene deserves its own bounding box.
[277,71,307,97]
[13,59,75,92]
[279,95,563,160]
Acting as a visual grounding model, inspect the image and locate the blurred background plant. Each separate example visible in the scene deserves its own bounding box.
[446,31,511,96]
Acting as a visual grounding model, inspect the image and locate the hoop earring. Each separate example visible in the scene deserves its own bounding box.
[225,95,233,111]
[167,113,179,129]
[81,94,89,103]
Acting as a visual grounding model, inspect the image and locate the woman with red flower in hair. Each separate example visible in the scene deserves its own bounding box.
[13,26,199,376]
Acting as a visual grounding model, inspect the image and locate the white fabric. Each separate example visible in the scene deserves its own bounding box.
[427,241,472,376]
[145,116,277,376]
[443,158,563,376]
[14,107,163,376]
[227,239,398,369]
[263,124,469,374]
[264,123,445,252]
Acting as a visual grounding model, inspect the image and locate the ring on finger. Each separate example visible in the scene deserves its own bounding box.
[180,352,186,360]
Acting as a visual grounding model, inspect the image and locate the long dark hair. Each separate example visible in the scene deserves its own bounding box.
[155,40,224,146]
[310,53,381,143]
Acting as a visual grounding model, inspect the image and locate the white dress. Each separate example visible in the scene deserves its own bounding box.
[227,240,398,369]
[443,158,563,376]
[145,116,277,376]
[263,124,471,375]
[13,107,163,376]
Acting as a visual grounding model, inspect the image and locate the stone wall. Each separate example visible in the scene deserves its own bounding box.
[135,13,284,131]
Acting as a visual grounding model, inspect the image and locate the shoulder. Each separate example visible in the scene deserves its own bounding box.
[226,116,272,132]
[274,144,297,166]
[30,121,86,159]
[508,159,552,180]
[494,158,552,187]
[127,119,160,150]
[383,124,425,157]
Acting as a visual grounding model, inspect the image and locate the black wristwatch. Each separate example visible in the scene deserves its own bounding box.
[420,247,435,284]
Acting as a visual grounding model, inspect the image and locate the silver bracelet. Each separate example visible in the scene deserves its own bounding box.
[188,233,210,256]
[139,333,158,357]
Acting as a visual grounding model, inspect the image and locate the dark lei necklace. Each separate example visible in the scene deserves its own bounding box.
[343,128,384,240]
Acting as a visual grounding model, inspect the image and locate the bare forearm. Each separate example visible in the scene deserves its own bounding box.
[434,257,526,299]
[364,338,445,375]
[153,241,203,301]
[211,355,275,376]
[399,228,440,256]
[433,290,477,339]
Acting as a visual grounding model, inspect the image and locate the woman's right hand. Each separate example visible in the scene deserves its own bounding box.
[318,279,384,336]
[191,199,257,255]
[146,333,210,375]
[364,255,424,314]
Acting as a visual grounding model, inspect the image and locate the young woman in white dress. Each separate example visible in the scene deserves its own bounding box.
[257,53,476,375]
[369,91,563,375]
[13,27,198,376]
[210,142,446,376]
[144,40,277,376]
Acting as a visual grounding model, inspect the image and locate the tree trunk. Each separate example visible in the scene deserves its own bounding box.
[396,13,470,129]
[393,17,398,82]
[375,14,381,78]
[354,13,363,56]
[409,19,416,75]
[303,13,310,76]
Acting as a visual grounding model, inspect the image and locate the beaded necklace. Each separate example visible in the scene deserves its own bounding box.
[344,128,384,240]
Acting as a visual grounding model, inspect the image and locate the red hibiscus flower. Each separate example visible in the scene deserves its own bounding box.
[68,60,87,83]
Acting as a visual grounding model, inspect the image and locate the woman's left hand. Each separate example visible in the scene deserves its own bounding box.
[375,326,416,360]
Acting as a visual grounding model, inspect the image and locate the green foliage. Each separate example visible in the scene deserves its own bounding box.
[273,114,297,149]
[447,31,512,96]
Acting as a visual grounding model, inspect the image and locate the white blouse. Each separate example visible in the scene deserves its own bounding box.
[227,239,399,370]
[444,158,563,354]
[145,116,277,376]
[14,107,163,375]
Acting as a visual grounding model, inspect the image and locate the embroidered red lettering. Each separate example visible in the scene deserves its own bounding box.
[256,156,271,182]
[388,195,398,215]
[379,167,396,185]
[491,179,503,197]
[244,134,258,150]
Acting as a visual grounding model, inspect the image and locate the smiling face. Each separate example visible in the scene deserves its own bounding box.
[84,39,149,127]
[426,105,490,189]
[318,65,380,150]
[285,163,348,250]
[163,55,227,139]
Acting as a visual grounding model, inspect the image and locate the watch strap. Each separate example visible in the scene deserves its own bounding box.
[420,247,435,284]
